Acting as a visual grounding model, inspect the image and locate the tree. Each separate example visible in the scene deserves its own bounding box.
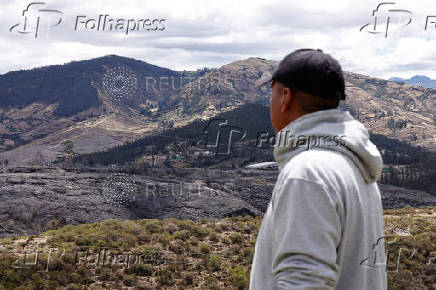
[63,140,75,155]
[62,140,75,168]
[35,151,46,166]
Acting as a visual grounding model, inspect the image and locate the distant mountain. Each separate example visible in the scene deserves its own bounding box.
[169,59,436,151]
[0,55,210,165]
[389,75,436,89]
[1,55,435,167]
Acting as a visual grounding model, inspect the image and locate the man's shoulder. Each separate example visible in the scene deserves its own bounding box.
[283,149,352,174]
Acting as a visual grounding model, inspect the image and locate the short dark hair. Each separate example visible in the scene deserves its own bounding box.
[292,88,340,113]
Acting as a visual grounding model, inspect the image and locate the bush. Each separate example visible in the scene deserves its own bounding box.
[99,268,113,281]
[144,220,160,233]
[243,247,254,258]
[188,237,199,247]
[125,263,153,276]
[169,240,185,254]
[174,230,190,241]
[228,266,249,289]
[192,226,209,239]
[157,269,175,287]
[66,283,81,290]
[208,254,222,271]
[199,243,210,254]
[164,223,178,234]
[123,274,136,287]
[137,232,151,243]
[205,276,220,290]
[209,232,219,242]
[156,233,170,247]
[183,272,195,285]
[230,233,243,244]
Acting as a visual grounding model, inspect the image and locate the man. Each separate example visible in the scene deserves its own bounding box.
[250,48,387,289]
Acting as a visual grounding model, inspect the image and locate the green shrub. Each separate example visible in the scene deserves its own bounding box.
[144,220,160,234]
[199,242,210,254]
[165,223,178,234]
[243,247,254,258]
[66,283,81,290]
[99,268,113,281]
[209,232,219,242]
[137,232,152,243]
[69,272,82,284]
[192,226,209,239]
[228,266,249,289]
[183,272,195,285]
[230,233,243,244]
[125,263,153,276]
[217,223,229,232]
[123,273,136,286]
[189,237,199,246]
[169,240,185,254]
[157,269,175,286]
[208,254,222,271]
[156,233,170,247]
[205,276,220,290]
[174,230,190,241]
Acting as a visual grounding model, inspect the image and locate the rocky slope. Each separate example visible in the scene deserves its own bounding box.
[1,166,435,238]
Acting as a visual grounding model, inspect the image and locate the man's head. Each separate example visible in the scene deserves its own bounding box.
[257,48,346,132]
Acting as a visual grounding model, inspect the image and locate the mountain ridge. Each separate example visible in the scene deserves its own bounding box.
[389,74,436,89]
[0,55,435,167]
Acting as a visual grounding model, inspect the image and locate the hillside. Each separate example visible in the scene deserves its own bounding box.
[1,55,435,168]
[343,72,436,149]
[73,103,436,196]
[0,206,435,289]
[165,58,436,150]
[389,75,436,89]
[0,55,209,166]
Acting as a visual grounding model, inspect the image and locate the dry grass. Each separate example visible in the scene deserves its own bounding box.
[0,207,434,289]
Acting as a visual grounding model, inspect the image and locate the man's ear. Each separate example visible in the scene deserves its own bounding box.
[281,87,293,113]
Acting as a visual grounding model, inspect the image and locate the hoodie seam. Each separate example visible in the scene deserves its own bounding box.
[272,177,340,211]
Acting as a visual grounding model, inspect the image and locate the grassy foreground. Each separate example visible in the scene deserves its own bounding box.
[0,206,435,289]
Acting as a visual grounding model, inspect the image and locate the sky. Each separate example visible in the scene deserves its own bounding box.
[1,0,436,79]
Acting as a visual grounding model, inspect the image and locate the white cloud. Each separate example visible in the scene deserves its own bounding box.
[1,0,436,79]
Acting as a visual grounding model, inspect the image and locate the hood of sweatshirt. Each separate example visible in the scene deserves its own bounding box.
[273,108,383,184]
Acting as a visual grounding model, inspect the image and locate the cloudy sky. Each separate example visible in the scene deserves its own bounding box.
[1,0,436,79]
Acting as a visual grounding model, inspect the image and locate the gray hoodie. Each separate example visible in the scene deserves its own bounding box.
[249,108,387,290]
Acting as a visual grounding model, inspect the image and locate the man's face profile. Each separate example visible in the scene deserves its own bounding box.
[270,80,293,133]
